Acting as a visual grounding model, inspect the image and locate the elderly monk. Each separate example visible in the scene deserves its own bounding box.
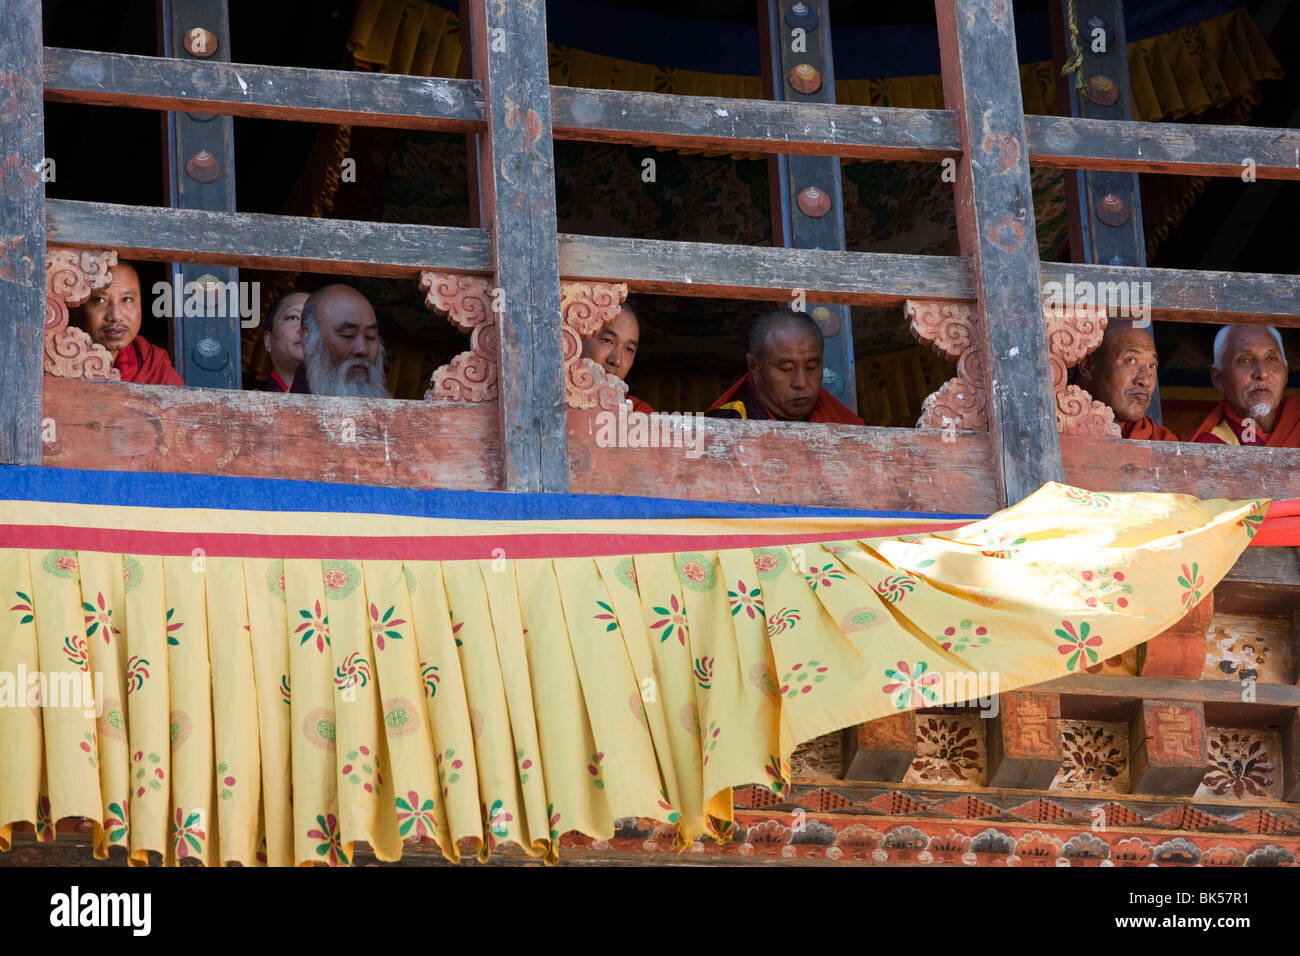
[71,261,184,386]
[1074,323,1177,441]
[1185,325,1300,446]
[261,289,308,392]
[291,284,390,398]
[580,302,653,413]
[706,308,864,424]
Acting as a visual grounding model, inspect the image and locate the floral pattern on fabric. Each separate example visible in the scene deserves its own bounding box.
[676,553,716,592]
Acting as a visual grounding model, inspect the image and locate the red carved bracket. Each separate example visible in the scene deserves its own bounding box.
[562,281,628,410]
[45,247,120,380]
[907,300,1119,436]
[419,273,497,402]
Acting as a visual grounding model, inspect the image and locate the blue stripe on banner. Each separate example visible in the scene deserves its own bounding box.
[0,465,987,523]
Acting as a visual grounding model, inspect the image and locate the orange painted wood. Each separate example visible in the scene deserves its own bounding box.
[841,711,918,782]
[986,690,1062,789]
[1284,709,1300,803]
[41,378,502,490]
[1129,699,1207,795]
[566,409,1000,513]
[1138,594,1214,680]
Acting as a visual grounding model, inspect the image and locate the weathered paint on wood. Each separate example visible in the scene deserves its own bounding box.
[986,690,1062,789]
[44,46,484,132]
[841,711,917,782]
[566,409,1000,512]
[1044,673,1300,729]
[468,0,567,493]
[936,0,1063,505]
[1128,699,1207,795]
[0,1,46,465]
[1137,595,1214,680]
[1061,435,1300,499]
[41,378,502,489]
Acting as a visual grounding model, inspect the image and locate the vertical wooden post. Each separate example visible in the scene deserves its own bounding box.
[986,690,1062,788]
[0,0,45,464]
[1137,593,1213,679]
[1049,0,1162,421]
[1283,708,1300,803]
[468,0,568,493]
[160,0,241,388]
[936,0,1063,505]
[1129,699,1207,795]
[758,0,856,411]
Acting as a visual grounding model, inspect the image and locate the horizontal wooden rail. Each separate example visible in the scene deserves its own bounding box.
[44,48,1300,181]
[44,47,484,131]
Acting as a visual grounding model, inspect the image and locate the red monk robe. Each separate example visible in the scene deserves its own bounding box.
[1184,397,1300,447]
[1121,415,1179,442]
[628,395,654,414]
[705,373,864,425]
[113,337,185,387]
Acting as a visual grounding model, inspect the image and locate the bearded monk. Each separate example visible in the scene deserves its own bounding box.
[292,284,390,398]
[706,309,863,424]
[580,303,653,413]
[1185,325,1300,446]
[71,261,185,386]
[1074,323,1177,441]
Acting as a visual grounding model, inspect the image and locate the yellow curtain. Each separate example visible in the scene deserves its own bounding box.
[0,484,1262,865]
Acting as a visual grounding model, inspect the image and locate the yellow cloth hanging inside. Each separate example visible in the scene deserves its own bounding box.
[0,482,1264,865]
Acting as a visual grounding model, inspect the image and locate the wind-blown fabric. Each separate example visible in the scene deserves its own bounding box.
[0,467,1269,865]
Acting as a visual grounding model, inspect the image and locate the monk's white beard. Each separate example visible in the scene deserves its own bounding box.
[303,326,390,398]
[1249,401,1273,421]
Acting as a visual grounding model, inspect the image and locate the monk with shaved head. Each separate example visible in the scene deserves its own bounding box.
[706,308,863,424]
[71,260,185,386]
[291,284,390,398]
[580,303,653,413]
[1186,324,1300,446]
[1074,323,1176,441]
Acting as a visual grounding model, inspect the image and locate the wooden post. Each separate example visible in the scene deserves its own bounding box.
[1137,593,1213,679]
[936,0,1063,505]
[841,711,917,781]
[160,0,241,388]
[1284,708,1300,803]
[758,0,856,411]
[1049,0,1162,421]
[0,0,44,464]
[986,690,1062,788]
[468,0,567,493]
[1129,699,1207,795]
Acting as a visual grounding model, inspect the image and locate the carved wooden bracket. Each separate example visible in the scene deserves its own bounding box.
[419,273,497,402]
[45,247,120,380]
[561,281,628,410]
[906,300,1119,436]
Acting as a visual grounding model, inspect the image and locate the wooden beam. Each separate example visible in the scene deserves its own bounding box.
[0,1,45,465]
[1137,594,1213,680]
[1062,435,1300,499]
[43,47,484,131]
[468,0,567,493]
[47,199,492,277]
[841,711,917,782]
[937,0,1062,505]
[41,378,502,490]
[1041,673,1300,708]
[566,409,1000,512]
[986,690,1062,788]
[1128,699,1207,795]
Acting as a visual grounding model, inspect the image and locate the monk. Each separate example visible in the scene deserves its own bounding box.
[706,308,864,425]
[580,302,653,413]
[71,261,184,386]
[261,289,308,392]
[292,284,390,398]
[1074,323,1177,441]
[1185,325,1300,446]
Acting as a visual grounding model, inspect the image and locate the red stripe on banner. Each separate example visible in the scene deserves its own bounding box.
[1247,499,1300,547]
[0,521,975,560]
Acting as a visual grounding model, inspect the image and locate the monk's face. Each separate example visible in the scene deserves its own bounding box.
[74,262,142,358]
[747,325,823,421]
[1211,326,1287,427]
[265,292,307,369]
[580,307,639,380]
[314,288,379,382]
[1082,328,1158,423]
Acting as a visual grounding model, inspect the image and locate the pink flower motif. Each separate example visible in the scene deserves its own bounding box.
[55,556,79,572]
[682,562,706,584]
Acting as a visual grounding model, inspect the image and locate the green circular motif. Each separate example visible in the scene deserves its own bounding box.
[106,709,125,730]
[614,556,638,590]
[385,708,409,730]
[752,548,789,581]
[321,560,362,599]
[265,560,286,602]
[383,697,421,738]
[122,556,144,594]
[315,718,336,744]
[676,552,716,592]
[41,550,80,580]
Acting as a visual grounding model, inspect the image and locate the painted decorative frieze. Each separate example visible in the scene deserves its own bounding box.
[44,247,120,380]
[561,281,628,410]
[419,272,497,402]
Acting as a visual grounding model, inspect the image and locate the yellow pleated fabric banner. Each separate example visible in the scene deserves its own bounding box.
[0,483,1264,864]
